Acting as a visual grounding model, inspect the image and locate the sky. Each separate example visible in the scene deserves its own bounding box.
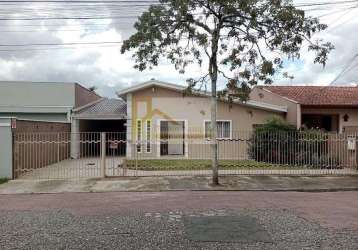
[0,0,357,98]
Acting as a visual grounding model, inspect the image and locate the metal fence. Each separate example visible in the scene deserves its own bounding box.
[12,130,358,179]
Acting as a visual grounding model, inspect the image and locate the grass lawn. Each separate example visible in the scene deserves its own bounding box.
[126,159,299,171]
[0,178,8,185]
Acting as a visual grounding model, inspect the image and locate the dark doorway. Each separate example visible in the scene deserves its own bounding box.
[301,114,339,132]
[79,119,126,156]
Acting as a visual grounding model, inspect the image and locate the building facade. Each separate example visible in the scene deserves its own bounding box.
[117,80,287,158]
[251,85,358,133]
[0,81,100,123]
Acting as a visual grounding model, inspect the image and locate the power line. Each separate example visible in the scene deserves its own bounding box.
[0,41,122,47]
[0,1,355,23]
[330,53,358,84]
[325,4,358,31]
[0,9,354,22]
[0,21,136,27]
[317,4,358,18]
[0,44,121,52]
[0,16,141,21]
[295,0,358,7]
[0,0,159,3]
[0,0,353,4]
[0,1,355,49]
[0,28,122,32]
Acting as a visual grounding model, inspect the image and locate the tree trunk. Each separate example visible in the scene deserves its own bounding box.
[211,76,219,185]
[210,27,220,186]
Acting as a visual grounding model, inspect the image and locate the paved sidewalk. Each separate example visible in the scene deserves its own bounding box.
[0,176,357,194]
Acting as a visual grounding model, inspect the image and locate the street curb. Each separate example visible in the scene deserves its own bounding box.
[186,187,358,192]
[0,187,358,195]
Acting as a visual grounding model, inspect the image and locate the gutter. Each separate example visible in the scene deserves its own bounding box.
[117,81,287,113]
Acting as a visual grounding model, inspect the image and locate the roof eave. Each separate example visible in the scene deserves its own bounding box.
[117,80,287,113]
[72,98,106,113]
[116,80,189,97]
[243,100,287,113]
[301,104,358,108]
[72,115,127,120]
[259,87,300,104]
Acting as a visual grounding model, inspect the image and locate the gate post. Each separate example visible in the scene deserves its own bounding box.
[70,119,80,159]
[0,118,13,179]
[101,132,106,178]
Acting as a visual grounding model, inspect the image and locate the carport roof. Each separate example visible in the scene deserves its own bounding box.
[73,98,126,120]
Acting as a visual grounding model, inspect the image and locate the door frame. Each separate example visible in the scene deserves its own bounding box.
[157,119,188,158]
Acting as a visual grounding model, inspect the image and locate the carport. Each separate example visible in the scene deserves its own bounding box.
[71,98,127,159]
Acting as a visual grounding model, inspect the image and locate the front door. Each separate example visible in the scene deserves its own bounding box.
[168,121,185,155]
[160,121,185,156]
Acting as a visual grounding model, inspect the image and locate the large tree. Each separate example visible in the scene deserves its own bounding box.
[121,0,333,185]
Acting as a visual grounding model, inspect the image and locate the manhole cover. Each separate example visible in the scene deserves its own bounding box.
[184,215,272,243]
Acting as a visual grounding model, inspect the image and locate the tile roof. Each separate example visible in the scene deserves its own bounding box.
[263,85,358,106]
[74,98,126,119]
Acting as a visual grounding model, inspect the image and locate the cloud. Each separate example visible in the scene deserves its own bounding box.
[276,19,358,86]
[0,1,357,99]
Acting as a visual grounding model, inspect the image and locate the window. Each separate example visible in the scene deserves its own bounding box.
[146,120,151,153]
[136,120,142,153]
[204,120,232,139]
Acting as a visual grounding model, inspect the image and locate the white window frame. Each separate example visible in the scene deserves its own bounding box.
[145,119,152,153]
[136,119,142,153]
[203,120,232,140]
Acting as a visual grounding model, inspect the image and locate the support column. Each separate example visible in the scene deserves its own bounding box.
[296,104,302,130]
[70,118,80,159]
[101,132,106,178]
[126,93,132,158]
[0,118,13,179]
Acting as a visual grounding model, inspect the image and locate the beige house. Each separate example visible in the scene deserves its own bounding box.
[117,80,287,158]
[251,85,358,133]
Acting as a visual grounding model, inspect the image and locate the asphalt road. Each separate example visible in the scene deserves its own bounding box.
[0,191,357,249]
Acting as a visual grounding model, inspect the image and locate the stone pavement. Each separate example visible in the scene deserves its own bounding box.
[0,176,357,194]
[1,191,358,249]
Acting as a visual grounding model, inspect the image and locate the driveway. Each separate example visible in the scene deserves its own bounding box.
[0,191,357,249]
[16,157,358,180]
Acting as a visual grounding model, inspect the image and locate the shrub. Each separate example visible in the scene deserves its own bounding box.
[0,178,8,185]
[254,117,296,133]
[248,117,338,168]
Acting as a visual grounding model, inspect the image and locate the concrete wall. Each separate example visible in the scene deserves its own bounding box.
[0,118,13,179]
[13,119,70,133]
[0,113,69,123]
[250,87,300,128]
[0,81,101,123]
[0,81,74,122]
[75,83,101,108]
[128,86,284,158]
[0,117,73,179]
[12,120,71,179]
[0,81,75,107]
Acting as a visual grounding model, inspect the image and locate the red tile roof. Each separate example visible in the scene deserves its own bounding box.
[263,86,358,106]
